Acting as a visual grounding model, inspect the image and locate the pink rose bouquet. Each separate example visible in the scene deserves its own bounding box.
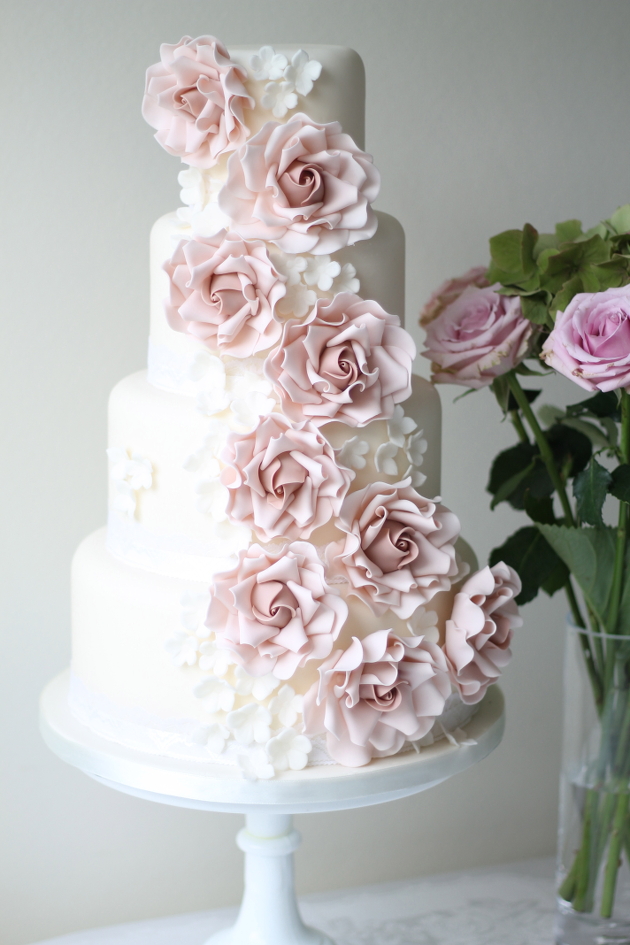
[420,265,489,326]
[142,35,253,167]
[265,293,416,427]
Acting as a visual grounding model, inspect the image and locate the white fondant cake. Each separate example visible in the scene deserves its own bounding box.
[69,39,521,777]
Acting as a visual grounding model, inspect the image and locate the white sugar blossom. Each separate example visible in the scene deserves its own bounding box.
[107,448,153,490]
[404,464,427,488]
[267,728,312,773]
[227,703,272,746]
[188,351,225,384]
[230,392,277,429]
[406,429,428,467]
[177,168,230,237]
[337,436,369,470]
[225,360,274,400]
[332,262,360,295]
[183,420,230,474]
[196,479,229,519]
[189,722,229,755]
[303,255,341,291]
[407,607,440,643]
[436,722,477,748]
[194,677,236,714]
[388,405,417,447]
[210,520,252,557]
[180,589,211,634]
[268,685,303,728]
[110,480,136,518]
[261,81,297,118]
[164,630,200,667]
[196,388,231,417]
[250,46,288,81]
[269,251,307,287]
[283,49,322,97]
[198,638,233,676]
[233,666,280,701]
[238,747,275,781]
[275,282,317,319]
[375,441,400,476]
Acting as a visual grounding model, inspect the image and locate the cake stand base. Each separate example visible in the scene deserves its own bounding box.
[40,671,504,945]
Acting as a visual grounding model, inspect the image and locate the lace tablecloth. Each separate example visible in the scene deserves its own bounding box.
[34,857,556,945]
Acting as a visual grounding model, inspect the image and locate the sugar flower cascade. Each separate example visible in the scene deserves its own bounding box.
[141,36,521,778]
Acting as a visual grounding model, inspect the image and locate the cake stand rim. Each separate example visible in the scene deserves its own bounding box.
[39,669,504,814]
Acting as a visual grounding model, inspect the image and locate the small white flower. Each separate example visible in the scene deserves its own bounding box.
[196,389,231,417]
[266,728,312,772]
[188,351,223,384]
[194,677,236,714]
[406,430,428,467]
[250,46,288,81]
[164,630,200,667]
[437,723,477,748]
[189,722,229,754]
[375,441,400,476]
[196,479,229,519]
[404,465,427,489]
[110,480,137,518]
[180,589,211,634]
[238,747,275,781]
[226,703,272,746]
[261,80,298,118]
[225,360,274,400]
[210,520,252,556]
[183,421,229,474]
[269,251,307,287]
[283,49,322,98]
[107,448,153,490]
[230,392,276,429]
[198,638,233,676]
[337,436,369,471]
[275,282,317,319]
[407,607,440,642]
[303,255,341,291]
[185,203,232,239]
[268,685,303,728]
[388,405,417,448]
[233,666,281,700]
[332,262,360,295]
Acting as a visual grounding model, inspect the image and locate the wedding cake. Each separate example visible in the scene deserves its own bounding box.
[68,38,521,779]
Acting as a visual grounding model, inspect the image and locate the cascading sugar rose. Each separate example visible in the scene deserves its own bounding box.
[142,35,254,167]
[218,113,380,255]
[328,478,460,619]
[206,542,348,680]
[422,285,533,388]
[541,287,630,392]
[444,563,522,705]
[265,293,416,427]
[163,232,287,357]
[303,629,451,767]
[221,414,354,541]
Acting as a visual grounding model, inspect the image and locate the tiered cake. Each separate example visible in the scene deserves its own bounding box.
[69,38,521,778]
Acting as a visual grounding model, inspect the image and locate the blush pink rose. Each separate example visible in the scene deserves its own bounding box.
[221,414,354,541]
[541,287,630,392]
[420,266,489,327]
[327,479,461,619]
[142,35,254,168]
[444,562,522,705]
[218,113,380,254]
[265,293,416,427]
[303,629,451,766]
[422,285,533,388]
[206,542,348,680]
[163,232,286,356]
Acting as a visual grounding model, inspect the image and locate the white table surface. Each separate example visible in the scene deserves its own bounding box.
[32,856,556,945]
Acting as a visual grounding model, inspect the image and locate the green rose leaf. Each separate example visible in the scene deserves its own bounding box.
[523,494,557,525]
[555,219,583,243]
[566,390,621,421]
[488,441,537,497]
[608,204,630,236]
[537,524,616,626]
[547,423,592,479]
[573,458,612,526]
[490,526,567,604]
[610,464,630,503]
[521,293,550,325]
[489,229,524,274]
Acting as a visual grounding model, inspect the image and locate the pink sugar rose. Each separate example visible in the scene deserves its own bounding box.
[444,562,522,705]
[541,286,630,392]
[419,266,490,326]
[163,232,286,357]
[206,542,348,680]
[221,414,354,541]
[142,35,254,168]
[218,113,380,255]
[422,285,533,388]
[303,629,451,766]
[265,293,416,427]
[328,479,461,619]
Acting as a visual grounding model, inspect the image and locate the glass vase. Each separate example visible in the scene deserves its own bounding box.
[555,623,630,945]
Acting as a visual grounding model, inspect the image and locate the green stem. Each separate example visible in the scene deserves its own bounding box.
[510,409,529,443]
[607,391,630,637]
[601,793,629,918]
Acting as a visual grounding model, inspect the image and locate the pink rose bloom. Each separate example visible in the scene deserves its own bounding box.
[218,113,380,254]
[303,629,451,766]
[444,562,522,705]
[206,542,348,680]
[221,414,354,541]
[142,35,254,167]
[541,286,630,392]
[163,232,286,356]
[420,266,489,326]
[328,479,461,619]
[265,293,416,427]
[422,286,533,388]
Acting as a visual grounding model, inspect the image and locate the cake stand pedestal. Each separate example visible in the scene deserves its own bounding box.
[40,670,504,945]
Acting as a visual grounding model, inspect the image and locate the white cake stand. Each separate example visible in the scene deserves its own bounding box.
[40,670,504,945]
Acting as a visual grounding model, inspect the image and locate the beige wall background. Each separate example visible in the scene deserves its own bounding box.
[2,1,630,942]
